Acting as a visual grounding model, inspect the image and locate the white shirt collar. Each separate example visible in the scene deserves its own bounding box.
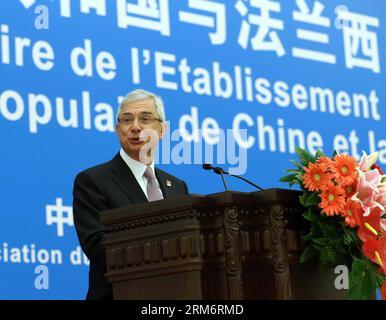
[119,148,155,180]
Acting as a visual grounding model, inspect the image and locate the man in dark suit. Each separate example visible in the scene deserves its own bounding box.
[73,89,189,300]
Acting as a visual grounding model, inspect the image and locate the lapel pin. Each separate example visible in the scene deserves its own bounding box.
[166,179,172,187]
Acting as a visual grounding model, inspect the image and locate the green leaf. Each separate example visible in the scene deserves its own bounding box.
[318,246,336,266]
[315,150,327,159]
[312,237,329,247]
[303,232,313,241]
[279,174,301,187]
[290,181,300,187]
[300,244,318,263]
[343,228,359,246]
[290,159,304,170]
[303,208,316,222]
[316,216,342,237]
[304,192,320,207]
[285,169,300,174]
[296,147,316,166]
[299,193,306,207]
[375,270,386,289]
[299,192,320,208]
[279,174,298,183]
[348,259,377,300]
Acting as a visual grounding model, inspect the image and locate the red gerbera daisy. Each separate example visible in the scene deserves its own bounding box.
[303,163,332,192]
[316,156,333,171]
[343,199,362,228]
[331,154,358,187]
[344,180,357,198]
[319,184,346,216]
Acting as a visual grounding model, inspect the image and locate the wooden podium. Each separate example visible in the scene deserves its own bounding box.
[100,189,346,300]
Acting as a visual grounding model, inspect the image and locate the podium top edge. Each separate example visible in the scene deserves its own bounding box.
[100,188,301,225]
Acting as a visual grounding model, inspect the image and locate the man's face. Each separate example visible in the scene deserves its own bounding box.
[116,98,166,163]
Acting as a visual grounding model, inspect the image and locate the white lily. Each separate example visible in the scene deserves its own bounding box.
[359,151,379,172]
[352,168,386,216]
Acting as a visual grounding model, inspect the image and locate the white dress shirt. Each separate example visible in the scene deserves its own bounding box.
[119,148,163,200]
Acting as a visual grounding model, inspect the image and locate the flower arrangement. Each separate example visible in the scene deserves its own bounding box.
[280,148,386,300]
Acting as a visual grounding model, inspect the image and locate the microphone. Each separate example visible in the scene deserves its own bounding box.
[202,164,229,191]
[202,164,264,191]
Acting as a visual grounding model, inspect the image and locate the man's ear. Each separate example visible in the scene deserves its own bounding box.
[159,122,167,139]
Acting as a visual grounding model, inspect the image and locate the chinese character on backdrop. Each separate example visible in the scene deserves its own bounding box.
[179,0,226,45]
[46,198,74,237]
[339,9,380,73]
[235,0,285,56]
[59,0,107,17]
[116,0,170,36]
[292,0,336,64]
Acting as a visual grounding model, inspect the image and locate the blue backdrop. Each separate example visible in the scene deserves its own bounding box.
[1,0,385,299]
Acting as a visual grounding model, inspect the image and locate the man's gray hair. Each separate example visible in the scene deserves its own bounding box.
[117,89,166,123]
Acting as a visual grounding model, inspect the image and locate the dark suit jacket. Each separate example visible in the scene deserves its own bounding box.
[72,153,189,300]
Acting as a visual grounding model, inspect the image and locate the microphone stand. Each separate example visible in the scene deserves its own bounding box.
[203,164,264,191]
[221,170,264,191]
[213,168,229,191]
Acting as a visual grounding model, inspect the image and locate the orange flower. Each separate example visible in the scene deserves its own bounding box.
[316,156,334,171]
[343,199,362,228]
[319,184,346,216]
[344,180,357,198]
[303,163,332,191]
[330,154,359,186]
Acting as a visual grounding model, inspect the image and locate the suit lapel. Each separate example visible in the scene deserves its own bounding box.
[155,168,174,199]
[109,153,148,204]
